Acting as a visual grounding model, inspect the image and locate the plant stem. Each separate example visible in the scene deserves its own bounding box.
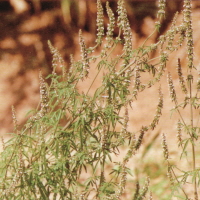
[189,76,198,200]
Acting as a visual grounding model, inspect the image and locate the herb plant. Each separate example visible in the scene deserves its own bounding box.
[0,0,199,199]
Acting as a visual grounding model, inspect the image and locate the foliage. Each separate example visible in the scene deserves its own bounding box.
[0,0,199,199]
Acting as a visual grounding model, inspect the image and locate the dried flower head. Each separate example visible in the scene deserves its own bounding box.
[140,177,150,199]
[115,164,127,199]
[117,0,132,56]
[12,105,19,131]
[79,30,90,78]
[48,40,65,72]
[183,0,194,69]
[162,133,169,160]
[133,67,141,97]
[177,58,188,94]
[133,181,140,200]
[150,87,163,130]
[96,0,104,44]
[167,165,174,186]
[105,2,115,47]
[157,0,166,20]
[166,12,179,51]
[167,72,177,102]
[123,134,136,164]
[177,120,183,145]
[39,71,49,117]
[177,24,186,47]
[135,126,148,151]
[121,103,129,137]
[4,146,25,195]
[68,54,75,77]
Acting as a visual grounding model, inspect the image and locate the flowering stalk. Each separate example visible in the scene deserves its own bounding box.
[105,2,115,48]
[167,72,177,103]
[117,0,132,57]
[177,58,188,94]
[48,40,65,75]
[183,0,194,69]
[79,30,90,78]
[150,87,163,130]
[162,133,169,161]
[157,0,166,21]
[39,71,49,118]
[12,105,19,131]
[96,0,104,44]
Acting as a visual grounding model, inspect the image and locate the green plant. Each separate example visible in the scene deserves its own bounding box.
[0,0,199,199]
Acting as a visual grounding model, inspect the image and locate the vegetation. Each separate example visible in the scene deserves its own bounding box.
[0,0,199,199]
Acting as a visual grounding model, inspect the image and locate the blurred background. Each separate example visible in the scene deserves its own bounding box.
[0,0,200,134]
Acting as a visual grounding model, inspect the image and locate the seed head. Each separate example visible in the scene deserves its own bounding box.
[117,0,132,56]
[183,0,194,69]
[167,72,177,102]
[39,71,49,117]
[48,40,65,71]
[157,0,166,20]
[177,59,188,94]
[121,104,129,137]
[79,30,90,78]
[140,177,150,199]
[162,133,169,160]
[150,87,163,130]
[177,120,183,145]
[105,2,115,46]
[12,105,19,131]
[135,126,148,151]
[167,165,174,186]
[96,0,104,44]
